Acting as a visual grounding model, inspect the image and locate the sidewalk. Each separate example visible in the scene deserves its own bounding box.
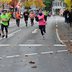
[57,18,72,52]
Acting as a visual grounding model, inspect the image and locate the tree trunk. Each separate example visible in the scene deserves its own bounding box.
[2,4,4,9]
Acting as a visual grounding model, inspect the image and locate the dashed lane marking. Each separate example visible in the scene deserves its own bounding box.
[0,44,66,47]
[41,51,54,54]
[19,44,66,47]
[0,49,68,60]
[53,44,66,47]
[57,50,68,53]
[0,44,10,47]
[56,24,58,28]
[19,44,43,47]
[25,53,38,56]
[6,55,20,58]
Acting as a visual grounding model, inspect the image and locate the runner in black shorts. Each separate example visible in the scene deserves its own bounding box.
[0,10,8,38]
[23,10,29,27]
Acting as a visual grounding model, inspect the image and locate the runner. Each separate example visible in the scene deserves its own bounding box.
[23,10,29,27]
[0,13,1,36]
[15,10,21,27]
[6,10,11,27]
[29,10,35,26]
[0,10,9,38]
[35,9,46,38]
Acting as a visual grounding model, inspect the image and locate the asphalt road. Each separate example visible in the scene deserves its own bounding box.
[0,16,72,72]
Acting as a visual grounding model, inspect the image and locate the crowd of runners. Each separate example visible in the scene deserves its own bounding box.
[0,9,48,38]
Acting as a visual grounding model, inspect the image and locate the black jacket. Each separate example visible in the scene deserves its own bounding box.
[69,11,72,22]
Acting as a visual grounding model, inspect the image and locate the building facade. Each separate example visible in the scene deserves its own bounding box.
[52,0,65,15]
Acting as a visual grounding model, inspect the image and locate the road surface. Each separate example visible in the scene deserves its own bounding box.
[0,16,72,72]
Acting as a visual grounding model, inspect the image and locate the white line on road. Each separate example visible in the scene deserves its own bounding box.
[25,53,38,56]
[56,25,72,43]
[6,56,16,58]
[53,44,66,47]
[57,50,68,53]
[6,55,20,58]
[0,44,10,47]
[56,24,58,27]
[41,51,54,54]
[19,44,43,47]
[56,25,64,44]
[0,49,68,60]
[0,44,67,47]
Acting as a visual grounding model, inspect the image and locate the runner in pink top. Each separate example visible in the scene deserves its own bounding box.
[36,9,46,39]
[38,14,46,26]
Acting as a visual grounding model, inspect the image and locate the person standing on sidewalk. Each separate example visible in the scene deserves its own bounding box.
[35,9,46,38]
[29,11,35,26]
[63,9,70,23]
[0,10,9,38]
[23,10,29,27]
[69,9,72,27]
[15,11,21,27]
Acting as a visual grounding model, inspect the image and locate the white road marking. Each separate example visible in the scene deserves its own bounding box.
[56,20,72,43]
[32,29,38,33]
[56,24,58,27]
[0,49,68,60]
[55,17,65,45]
[41,51,54,54]
[19,44,43,47]
[55,24,72,45]
[0,43,67,47]
[25,53,38,56]
[0,44,10,47]
[57,50,68,53]
[53,44,66,47]
[6,56,16,58]
[56,25,64,44]
[6,55,20,58]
